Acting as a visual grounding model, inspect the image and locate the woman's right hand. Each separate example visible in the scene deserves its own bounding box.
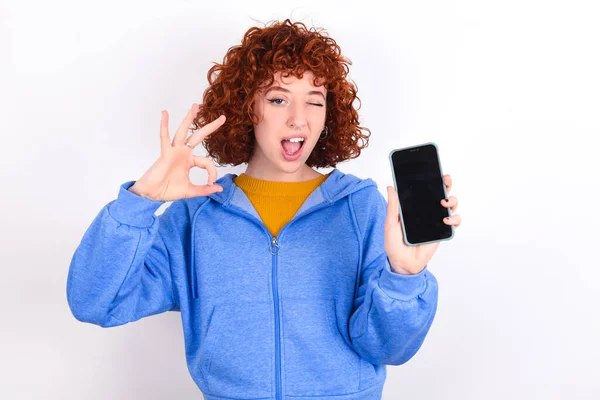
[129,104,226,201]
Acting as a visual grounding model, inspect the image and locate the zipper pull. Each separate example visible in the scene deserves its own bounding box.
[269,236,279,255]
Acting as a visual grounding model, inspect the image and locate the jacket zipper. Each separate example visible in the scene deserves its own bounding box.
[269,236,281,400]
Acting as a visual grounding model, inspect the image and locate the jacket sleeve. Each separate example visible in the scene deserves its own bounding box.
[348,187,439,365]
[66,181,180,328]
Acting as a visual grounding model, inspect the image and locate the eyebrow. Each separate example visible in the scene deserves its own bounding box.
[264,86,326,100]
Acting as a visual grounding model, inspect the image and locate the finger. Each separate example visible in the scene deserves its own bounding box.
[160,110,170,153]
[443,214,461,227]
[174,104,199,146]
[186,115,226,147]
[386,186,400,222]
[440,195,458,214]
[187,183,224,198]
[192,156,218,186]
[443,174,452,193]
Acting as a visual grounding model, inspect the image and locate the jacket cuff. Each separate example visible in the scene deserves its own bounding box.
[107,181,166,227]
[378,258,428,301]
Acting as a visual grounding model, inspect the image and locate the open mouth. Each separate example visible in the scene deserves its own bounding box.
[281,139,305,155]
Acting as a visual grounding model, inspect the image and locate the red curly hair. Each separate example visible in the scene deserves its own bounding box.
[193,19,371,169]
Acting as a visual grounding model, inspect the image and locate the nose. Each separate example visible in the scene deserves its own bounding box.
[290,121,306,131]
[288,102,307,131]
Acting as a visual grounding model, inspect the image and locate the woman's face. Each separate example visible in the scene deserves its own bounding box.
[247,71,327,181]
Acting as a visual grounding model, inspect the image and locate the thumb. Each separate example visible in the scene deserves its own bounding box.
[386,186,400,222]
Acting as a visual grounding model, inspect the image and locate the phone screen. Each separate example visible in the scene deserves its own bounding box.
[390,143,453,245]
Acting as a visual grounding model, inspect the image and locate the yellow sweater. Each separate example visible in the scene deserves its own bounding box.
[233,172,331,237]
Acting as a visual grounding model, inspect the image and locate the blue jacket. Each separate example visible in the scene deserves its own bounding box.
[67,168,438,400]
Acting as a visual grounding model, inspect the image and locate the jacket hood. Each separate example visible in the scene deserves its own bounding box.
[206,168,377,218]
[186,168,378,299]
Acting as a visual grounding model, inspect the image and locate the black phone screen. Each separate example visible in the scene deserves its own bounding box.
[390,143,453,245]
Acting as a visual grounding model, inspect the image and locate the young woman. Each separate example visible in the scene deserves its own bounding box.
[67,19,461,400]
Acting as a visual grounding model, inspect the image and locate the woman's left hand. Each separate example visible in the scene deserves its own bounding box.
[384,174,461,275]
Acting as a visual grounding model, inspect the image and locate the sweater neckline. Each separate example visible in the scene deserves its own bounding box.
[234,172,331,196]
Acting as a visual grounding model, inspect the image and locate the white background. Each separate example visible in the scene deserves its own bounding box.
[1,0,599,398]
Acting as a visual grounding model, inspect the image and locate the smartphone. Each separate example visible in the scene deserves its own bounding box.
[388,142,454,246]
